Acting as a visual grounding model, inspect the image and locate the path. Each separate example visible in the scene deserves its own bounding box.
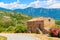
[0,33,40,40]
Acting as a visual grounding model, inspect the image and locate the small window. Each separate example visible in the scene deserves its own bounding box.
[48,19,51,22]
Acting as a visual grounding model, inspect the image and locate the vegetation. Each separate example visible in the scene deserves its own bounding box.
[0,36,7,40]
[55,20,60,27]
[48,38,53,40]
[56,20,60,25]
[49,20,60,37]
[49,27,60,37]
[0,11,32,33]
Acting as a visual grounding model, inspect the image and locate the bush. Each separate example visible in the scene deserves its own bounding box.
[14,24,27,33]
[49,27,60,37]
[0,27,5,33]
[56,20,60,25]
[5,26,15,32]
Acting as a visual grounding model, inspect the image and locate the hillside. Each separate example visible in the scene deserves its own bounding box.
[0,11,32,33]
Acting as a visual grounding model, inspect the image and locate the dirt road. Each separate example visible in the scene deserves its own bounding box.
[0,33,40,40]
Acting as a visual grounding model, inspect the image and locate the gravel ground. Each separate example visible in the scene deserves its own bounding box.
[0,33,40,40]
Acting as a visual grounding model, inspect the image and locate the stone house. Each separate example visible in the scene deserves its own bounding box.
[27,17,55,34]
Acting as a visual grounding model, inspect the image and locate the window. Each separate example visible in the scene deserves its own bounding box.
[48,19,51,22]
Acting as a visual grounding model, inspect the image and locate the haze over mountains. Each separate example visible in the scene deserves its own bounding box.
[0,7,60,20]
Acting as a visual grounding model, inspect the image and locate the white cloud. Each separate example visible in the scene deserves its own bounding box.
[0,0,60,9]
[28,0,60,8]
[8,2,27,9]
[48,3,60,8]
[28,1,41,8]
[27,0,54,8]
[0,1,27,9]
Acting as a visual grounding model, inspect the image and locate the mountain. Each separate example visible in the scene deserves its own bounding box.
[0,7,12,12]
[13,7,60,20]
[0,7,60,20]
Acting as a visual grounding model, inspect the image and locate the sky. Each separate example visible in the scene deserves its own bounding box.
[0,0,60,9]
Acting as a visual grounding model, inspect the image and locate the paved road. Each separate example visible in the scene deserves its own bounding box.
[0,34,40,40]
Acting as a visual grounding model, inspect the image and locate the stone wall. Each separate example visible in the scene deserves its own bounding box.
[44,18,55,32]
[27,17,55,34]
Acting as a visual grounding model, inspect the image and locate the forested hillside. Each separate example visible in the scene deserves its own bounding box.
[0,11,32,33]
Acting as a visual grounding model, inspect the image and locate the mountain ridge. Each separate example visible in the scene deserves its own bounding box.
[0,7,60,20]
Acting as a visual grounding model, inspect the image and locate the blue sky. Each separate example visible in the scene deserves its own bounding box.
[0,0,48,4]
[0,0,17,3]
[0,0,60,9]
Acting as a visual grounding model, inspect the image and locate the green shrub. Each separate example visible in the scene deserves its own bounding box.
[14,24,27,33]
[0,27,5,33]
[54,24,60,28]
[56,20,60,25]
[6,26,15,32]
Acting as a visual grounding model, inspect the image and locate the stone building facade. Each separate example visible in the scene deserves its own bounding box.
[27,17,55,34]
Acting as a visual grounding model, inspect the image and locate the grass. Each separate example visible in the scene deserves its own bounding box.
[0,36,7,40]
[48,38,53,40]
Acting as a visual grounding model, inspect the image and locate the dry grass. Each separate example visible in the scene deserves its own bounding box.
[0,36,7,40]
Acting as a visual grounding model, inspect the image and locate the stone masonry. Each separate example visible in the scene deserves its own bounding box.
[27,17,55,34]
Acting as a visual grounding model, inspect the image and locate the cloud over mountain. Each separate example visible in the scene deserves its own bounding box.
[0,1,27,9]
[0,0,60,9]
